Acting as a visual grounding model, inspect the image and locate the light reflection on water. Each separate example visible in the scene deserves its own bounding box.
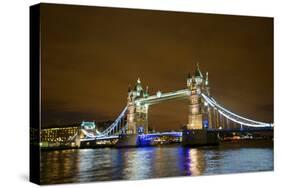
[40,145,273,184]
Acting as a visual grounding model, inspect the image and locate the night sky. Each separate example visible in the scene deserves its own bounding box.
[41,4,273,130]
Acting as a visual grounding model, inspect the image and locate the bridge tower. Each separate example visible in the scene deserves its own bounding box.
[183,63,219,146]
[186,63,204,130]
[126,78,149,135]
[186,64,213,130]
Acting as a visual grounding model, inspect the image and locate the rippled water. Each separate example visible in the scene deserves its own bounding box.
[40,144,273,184]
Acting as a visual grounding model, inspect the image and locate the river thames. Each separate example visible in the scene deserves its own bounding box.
[40,144,273,184]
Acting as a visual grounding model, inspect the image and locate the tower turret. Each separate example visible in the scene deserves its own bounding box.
[195,62,203,78]
[205,72,209,85]
[143,86,149,98]
[187,72,192,88]
[134,78,143,97]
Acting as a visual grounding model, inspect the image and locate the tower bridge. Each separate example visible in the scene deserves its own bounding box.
[79,63,273,147]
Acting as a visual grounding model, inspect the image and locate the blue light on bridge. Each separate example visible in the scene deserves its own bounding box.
[203,120,209,129]
[137,132,182,146]
[138,134,154,146]
[138,127,144,134]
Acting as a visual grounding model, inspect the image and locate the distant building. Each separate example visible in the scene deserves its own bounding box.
[80,121,100,138]
[81,121,96,129]
[40,125,79,147]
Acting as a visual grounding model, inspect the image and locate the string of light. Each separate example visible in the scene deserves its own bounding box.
[201,93,272,127]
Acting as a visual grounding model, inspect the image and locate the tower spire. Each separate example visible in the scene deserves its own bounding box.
[143,85,149,98]
[128,84,131,92]
[195,62,203,77]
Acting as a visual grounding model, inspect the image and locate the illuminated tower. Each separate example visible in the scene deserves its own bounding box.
[186,63,206,130]
[186,64,212,129]
[126,78,149,134]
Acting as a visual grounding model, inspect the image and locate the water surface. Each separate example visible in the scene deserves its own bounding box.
[40,144,273,184]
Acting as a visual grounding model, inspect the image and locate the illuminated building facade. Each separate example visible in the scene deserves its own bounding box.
[40,126,79,147]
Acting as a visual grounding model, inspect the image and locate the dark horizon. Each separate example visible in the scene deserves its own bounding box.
[41,4,273,130]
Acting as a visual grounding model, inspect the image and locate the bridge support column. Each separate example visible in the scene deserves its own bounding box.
[116,134,139,147]
[135,104,149,134]
[127,102,136,134]
[212,108,218,129]
[216,110,220,129]
[207,106,213,129]
[222,115,225,129]
[226,118,229,129]
[240,124,243,131]
[212,108,216,129]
